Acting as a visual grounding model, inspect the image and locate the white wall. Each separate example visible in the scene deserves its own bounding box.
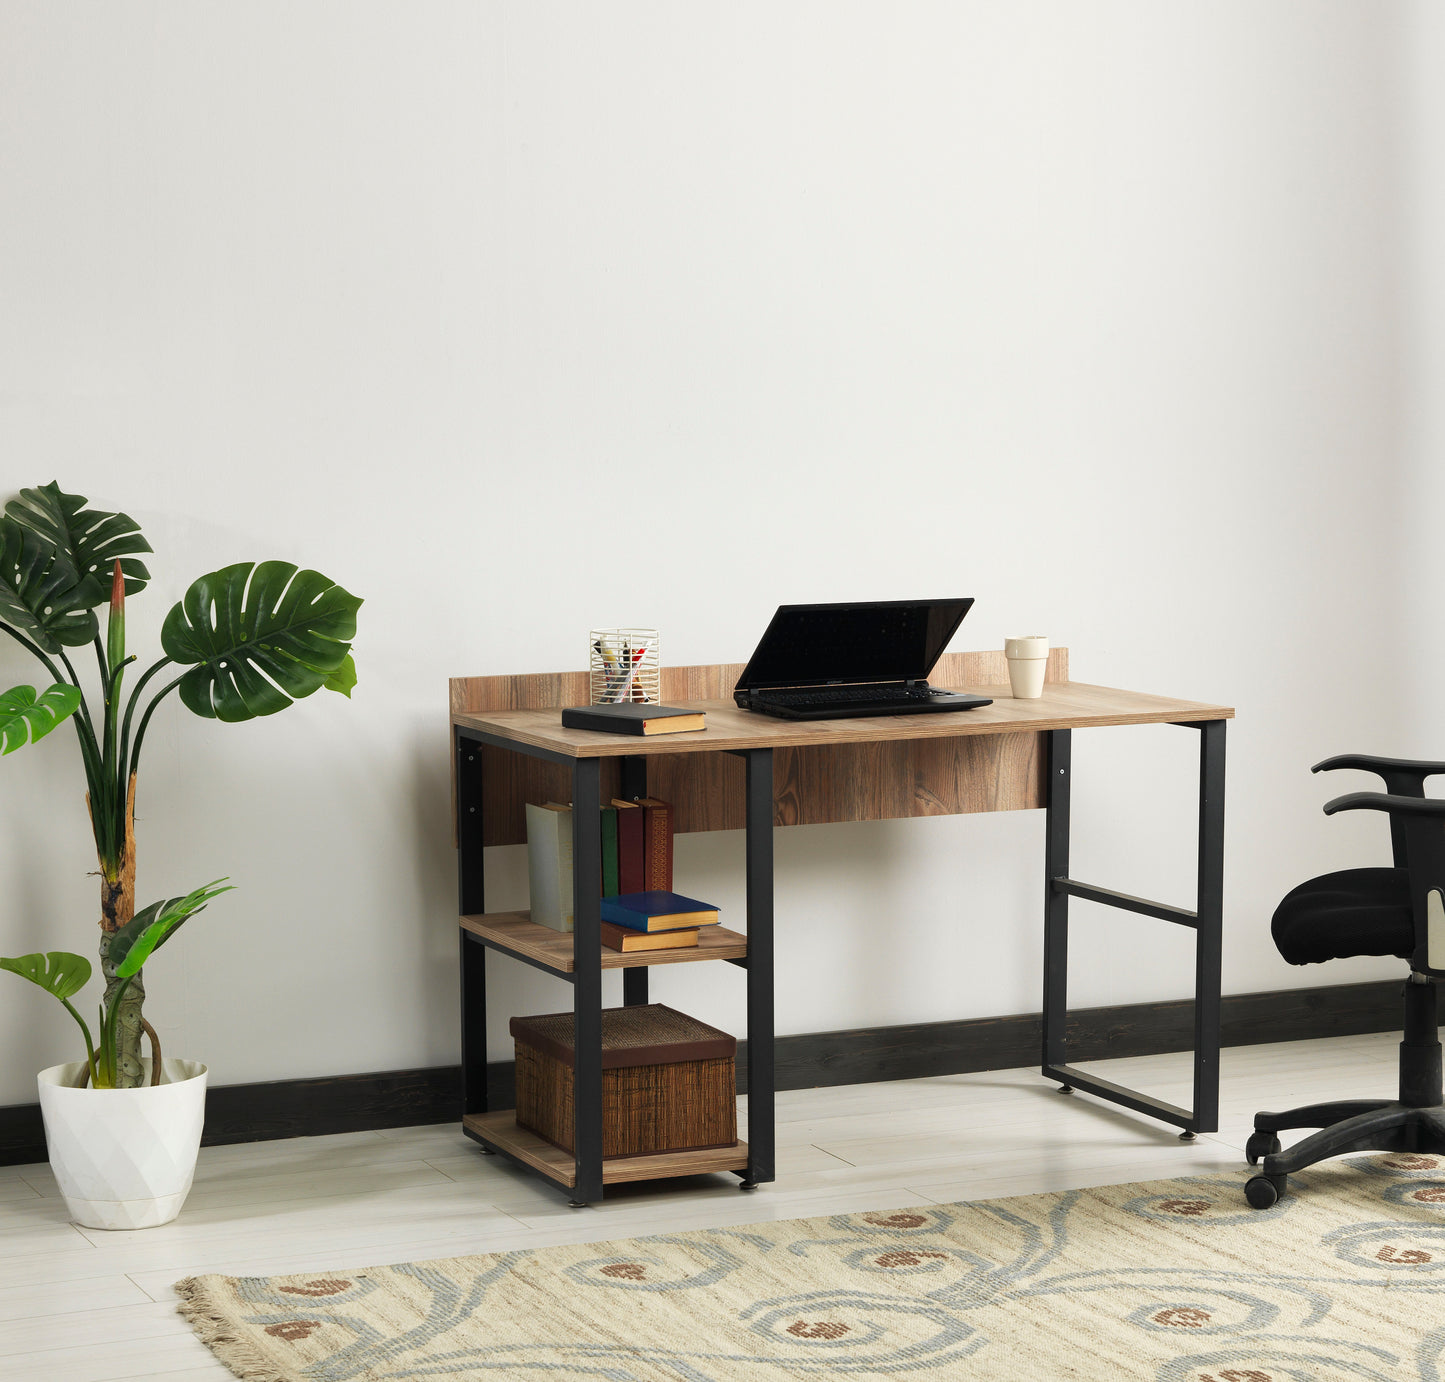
[0,2,1413,1107]
[1400,1,1445,749]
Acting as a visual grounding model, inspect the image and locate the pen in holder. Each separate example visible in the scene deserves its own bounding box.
[589,629,660,705]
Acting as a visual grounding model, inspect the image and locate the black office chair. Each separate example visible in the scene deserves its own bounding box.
[1244,754,1445,1208]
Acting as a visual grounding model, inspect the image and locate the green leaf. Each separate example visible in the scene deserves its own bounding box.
[0,683,82,754]
[111,879,233,978]
[0,952,92,1002]
[161,562,361,723]
[5,483,152,597]
[323,652,357,698]
[0,518,103,650]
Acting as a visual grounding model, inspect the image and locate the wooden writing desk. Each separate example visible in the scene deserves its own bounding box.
[451,650,1232,1204]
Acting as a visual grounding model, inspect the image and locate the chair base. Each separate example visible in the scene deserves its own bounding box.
[1243,1100,1445,1209]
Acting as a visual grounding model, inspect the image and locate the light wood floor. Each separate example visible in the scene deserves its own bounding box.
[0,1031,1406,1380]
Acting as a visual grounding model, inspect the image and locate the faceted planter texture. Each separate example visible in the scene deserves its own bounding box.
[37,1058,207,1230]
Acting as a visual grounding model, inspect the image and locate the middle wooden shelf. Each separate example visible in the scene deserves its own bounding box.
[459,910,749,975]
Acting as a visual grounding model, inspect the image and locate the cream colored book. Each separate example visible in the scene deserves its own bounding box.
[525,802,573,932]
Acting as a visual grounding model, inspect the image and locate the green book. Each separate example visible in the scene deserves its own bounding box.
[600,806,619,898]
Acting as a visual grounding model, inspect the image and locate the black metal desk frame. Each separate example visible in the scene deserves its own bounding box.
[454,715,1225,1203]
[455,727,774,1205]
[1044,720,1226,1136]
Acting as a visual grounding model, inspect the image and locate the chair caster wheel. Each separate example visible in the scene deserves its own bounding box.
[1245,1174,1284,1209]
[1245,1131,1281,1166]
[1179,1131,1197,1142]
[1058,1085,1074,1095]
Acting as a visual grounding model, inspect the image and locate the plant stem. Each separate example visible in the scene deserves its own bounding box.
[96,1002,111,1088]
[128,674,185,782]
[2,624,114,859]
[103,971,136,1083]
[57,648,100,745]
[100,656,135,833]
[59,998,99,1087]
[91,635,109,700]
[96,781,143,1087]
[105,655,135,701]
[111,660,135,830]
[118,658,172,786]
[0,620,67,685]
[51,649,100,761]
[95,959,144,1089]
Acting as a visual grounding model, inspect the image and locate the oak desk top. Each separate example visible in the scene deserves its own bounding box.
[452,680,1234,761]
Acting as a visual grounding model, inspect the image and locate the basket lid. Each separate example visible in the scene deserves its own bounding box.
[509,1004,736,1070]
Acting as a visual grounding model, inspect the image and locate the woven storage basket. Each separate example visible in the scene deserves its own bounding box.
[510,1004,737,1159]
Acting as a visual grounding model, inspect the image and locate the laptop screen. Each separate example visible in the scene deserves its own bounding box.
[735,599,975,691]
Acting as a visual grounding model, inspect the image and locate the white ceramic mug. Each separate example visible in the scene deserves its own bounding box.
[1005,636,1049,698]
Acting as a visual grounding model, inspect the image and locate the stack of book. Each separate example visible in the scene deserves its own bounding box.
[525,796,676,933]
[599,891,721,953]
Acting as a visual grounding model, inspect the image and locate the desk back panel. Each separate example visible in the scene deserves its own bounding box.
[450,649,1067,846]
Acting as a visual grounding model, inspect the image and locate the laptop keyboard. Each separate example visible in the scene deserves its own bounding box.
[758,685,938,708]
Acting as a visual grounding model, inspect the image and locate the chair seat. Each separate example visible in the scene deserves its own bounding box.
[1271,867,1414,966]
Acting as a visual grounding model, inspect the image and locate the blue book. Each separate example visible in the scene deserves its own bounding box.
[599,891,720,933]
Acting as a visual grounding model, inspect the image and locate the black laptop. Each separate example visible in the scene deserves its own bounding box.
[733,599,993,720]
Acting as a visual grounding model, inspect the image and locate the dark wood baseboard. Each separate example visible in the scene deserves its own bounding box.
[0,976,1423,1167]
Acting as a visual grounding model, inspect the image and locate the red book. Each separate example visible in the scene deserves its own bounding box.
[637,797,673,892]
[612,800,645,894]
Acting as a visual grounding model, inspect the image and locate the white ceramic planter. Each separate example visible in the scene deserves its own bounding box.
[37,1058,207,1230]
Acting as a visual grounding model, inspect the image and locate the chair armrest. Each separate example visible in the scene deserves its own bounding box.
[1313,754,1445,791]
[1323,791,1445,818]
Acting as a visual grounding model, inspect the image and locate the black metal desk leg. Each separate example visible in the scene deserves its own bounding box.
[742,748,775,1188]
[1043,729,1071,1078]
[1042,718,1226,1134]
[1193,720,1226,1134]
[619,754,648,803]
[572,758,604,1205]
[457,733,488,1117]
[622,968,649,1007]
[619,754,649,1007]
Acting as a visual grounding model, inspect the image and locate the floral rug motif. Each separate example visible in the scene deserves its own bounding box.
[176,1153,1445,1380]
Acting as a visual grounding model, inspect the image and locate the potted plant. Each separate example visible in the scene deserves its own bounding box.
[4,883,229,1228]
[0,481,360,1226]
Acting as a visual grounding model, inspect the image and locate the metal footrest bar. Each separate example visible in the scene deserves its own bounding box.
[1043,1064,1195,1131]
[1052,878,1198,928]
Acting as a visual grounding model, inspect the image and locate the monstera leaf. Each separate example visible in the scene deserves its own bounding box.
[161,562,360,721]
[5,482,152,596]
[0,951,92,1002]
[0,518,103,650]
[0,684,82,754]
[110,880,232,979]
[324,653,357,698]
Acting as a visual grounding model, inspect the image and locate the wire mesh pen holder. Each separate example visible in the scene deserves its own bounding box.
[590,629,660,705]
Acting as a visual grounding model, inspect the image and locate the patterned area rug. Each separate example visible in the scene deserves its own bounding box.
[176,1152,1445,1381]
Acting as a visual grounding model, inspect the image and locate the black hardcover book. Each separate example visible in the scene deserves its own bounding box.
[560,704,707,736]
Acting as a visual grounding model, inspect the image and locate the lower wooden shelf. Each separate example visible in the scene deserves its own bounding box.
[460,911,748,973]
[463,1111,750,1188]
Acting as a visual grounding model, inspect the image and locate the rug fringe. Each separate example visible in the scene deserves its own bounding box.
[175,1276,295,1382]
